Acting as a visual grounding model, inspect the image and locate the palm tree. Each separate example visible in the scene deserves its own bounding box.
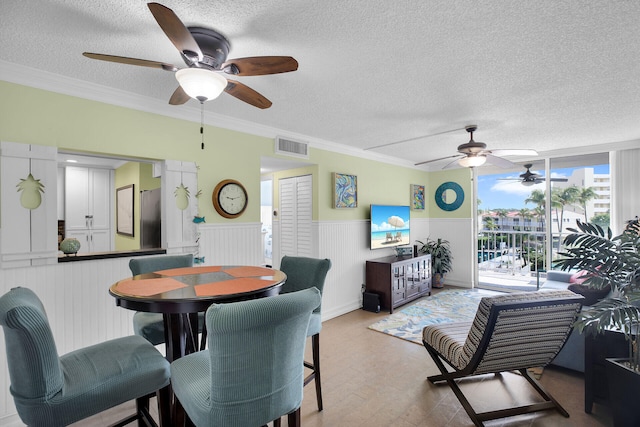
[483,216,498,231]
[525,189,546,209]
[525,189,546,232]
[518,208,531,231]
[533,206,546,230]
[576,187,598,221]
[494,208,509,231]
[551,186,580,250]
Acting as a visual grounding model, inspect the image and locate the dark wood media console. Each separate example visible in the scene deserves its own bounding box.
[365,254,432,313]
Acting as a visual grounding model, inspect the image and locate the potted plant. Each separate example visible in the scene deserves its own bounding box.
[554,218,640,427]
[416,237,452,289]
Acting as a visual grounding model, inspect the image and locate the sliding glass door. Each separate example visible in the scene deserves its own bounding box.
[476,153,610,291]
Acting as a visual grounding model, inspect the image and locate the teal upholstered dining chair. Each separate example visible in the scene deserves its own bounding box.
[130,254,206,348]
[0,287,171,427]
[279,255,332,411]
[171,287,322,427]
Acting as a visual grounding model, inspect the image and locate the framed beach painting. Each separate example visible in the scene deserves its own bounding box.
[333,172,357,208]
[411,184,425,210]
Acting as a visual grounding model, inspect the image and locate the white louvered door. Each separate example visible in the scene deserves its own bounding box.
[279,174,312,258]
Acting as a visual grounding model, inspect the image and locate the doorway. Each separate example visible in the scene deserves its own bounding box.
[278,174,313,258]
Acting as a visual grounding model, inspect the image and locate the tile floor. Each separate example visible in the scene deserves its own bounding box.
[72,288,614,427]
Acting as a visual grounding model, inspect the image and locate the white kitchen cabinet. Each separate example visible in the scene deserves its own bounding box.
[64,166,113,253]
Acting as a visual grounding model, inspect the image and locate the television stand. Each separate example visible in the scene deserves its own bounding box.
[365,254,432,313]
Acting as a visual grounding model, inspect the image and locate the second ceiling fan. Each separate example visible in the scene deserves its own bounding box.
[500,164,569,186]
[83,2,298,109]
[415,125,538,168]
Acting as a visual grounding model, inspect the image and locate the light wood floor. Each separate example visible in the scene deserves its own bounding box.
[72,288,614,427]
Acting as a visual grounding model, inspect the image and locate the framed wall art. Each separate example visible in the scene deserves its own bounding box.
[116,184,134,236]
[333,172,357,208]
[411,184,425,210]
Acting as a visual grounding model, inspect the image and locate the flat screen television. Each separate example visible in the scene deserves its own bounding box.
[370,204,410,250]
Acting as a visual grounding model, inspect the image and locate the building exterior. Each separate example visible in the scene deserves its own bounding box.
[555,167,611,220]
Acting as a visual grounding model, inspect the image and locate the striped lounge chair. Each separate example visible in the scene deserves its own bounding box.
[422,290,583,427]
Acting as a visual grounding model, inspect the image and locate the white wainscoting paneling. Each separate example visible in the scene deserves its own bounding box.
[316,217,430,320]
[197,222,264,266]
[425,218,474,288]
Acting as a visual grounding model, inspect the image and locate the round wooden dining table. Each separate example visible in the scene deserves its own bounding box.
[109,265,286,362]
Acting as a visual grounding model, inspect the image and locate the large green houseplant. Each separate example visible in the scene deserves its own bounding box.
[555,218,640,427]
[416,238,453,289]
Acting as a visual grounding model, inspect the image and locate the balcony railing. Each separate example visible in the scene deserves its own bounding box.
[476,228,570,290]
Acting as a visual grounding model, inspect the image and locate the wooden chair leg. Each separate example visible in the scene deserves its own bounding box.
[174,395,187,427]
[156,385,172,427]
[135,394,150,427]
[303,333,323,411]
[425,344,568,426]
[288,408,301,427]
[311,333,323,411]
[273,418,281,427]
[200,321,207,351]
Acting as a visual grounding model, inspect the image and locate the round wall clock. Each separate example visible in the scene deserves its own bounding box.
[212,179,248,218]
[435,181,464,211]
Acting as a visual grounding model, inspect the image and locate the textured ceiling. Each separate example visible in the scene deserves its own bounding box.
[2,0,639,170]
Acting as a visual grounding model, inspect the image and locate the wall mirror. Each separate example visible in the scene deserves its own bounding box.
[435,181,464,211]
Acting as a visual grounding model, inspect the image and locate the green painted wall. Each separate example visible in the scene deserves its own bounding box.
[0,81,471,227]
[428,168,473,218]
[114,162,140,251]
[113,162,161,251]
[139,163,160,191]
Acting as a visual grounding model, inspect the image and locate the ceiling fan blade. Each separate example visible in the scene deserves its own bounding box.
[148,2,203,63]
[224,80,272,109]
[414,154,461,166]
[550,177,569,182]
[222,56,298,76]
[169,86,190,105]
[83,52,178,71]
[485,154,516,168]
[442,158,462,169]
[366,127,468,151]
[489,148,539,157]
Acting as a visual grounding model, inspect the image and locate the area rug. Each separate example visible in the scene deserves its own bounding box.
[368,289,492,345]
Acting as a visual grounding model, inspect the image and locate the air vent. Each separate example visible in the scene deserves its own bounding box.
[275,136,309,159]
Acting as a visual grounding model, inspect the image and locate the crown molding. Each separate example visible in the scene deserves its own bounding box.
[0,60,417,170]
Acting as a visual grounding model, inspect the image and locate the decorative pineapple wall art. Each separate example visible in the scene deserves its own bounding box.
[174,183,190,210]
[17,173,45,209]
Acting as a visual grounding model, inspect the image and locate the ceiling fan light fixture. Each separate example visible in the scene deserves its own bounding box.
[458,155,487,168]
[522,180,536,187]
[175,68,227,102]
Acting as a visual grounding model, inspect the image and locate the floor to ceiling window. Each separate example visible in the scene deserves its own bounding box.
[476,153,610,291]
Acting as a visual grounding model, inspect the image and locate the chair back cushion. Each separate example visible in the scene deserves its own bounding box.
[461,290,583,374]
[171,287,321,426]
[129,253,193,275]
[279,256,331,313]
[0,287,62,400]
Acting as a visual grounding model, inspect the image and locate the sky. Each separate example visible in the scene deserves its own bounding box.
[478,164,609,210]
[370,204,411,231]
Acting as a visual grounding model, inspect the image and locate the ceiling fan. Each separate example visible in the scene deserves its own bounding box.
[415,125,539,168]
[499,163,569,186]
[83,2,298,109]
